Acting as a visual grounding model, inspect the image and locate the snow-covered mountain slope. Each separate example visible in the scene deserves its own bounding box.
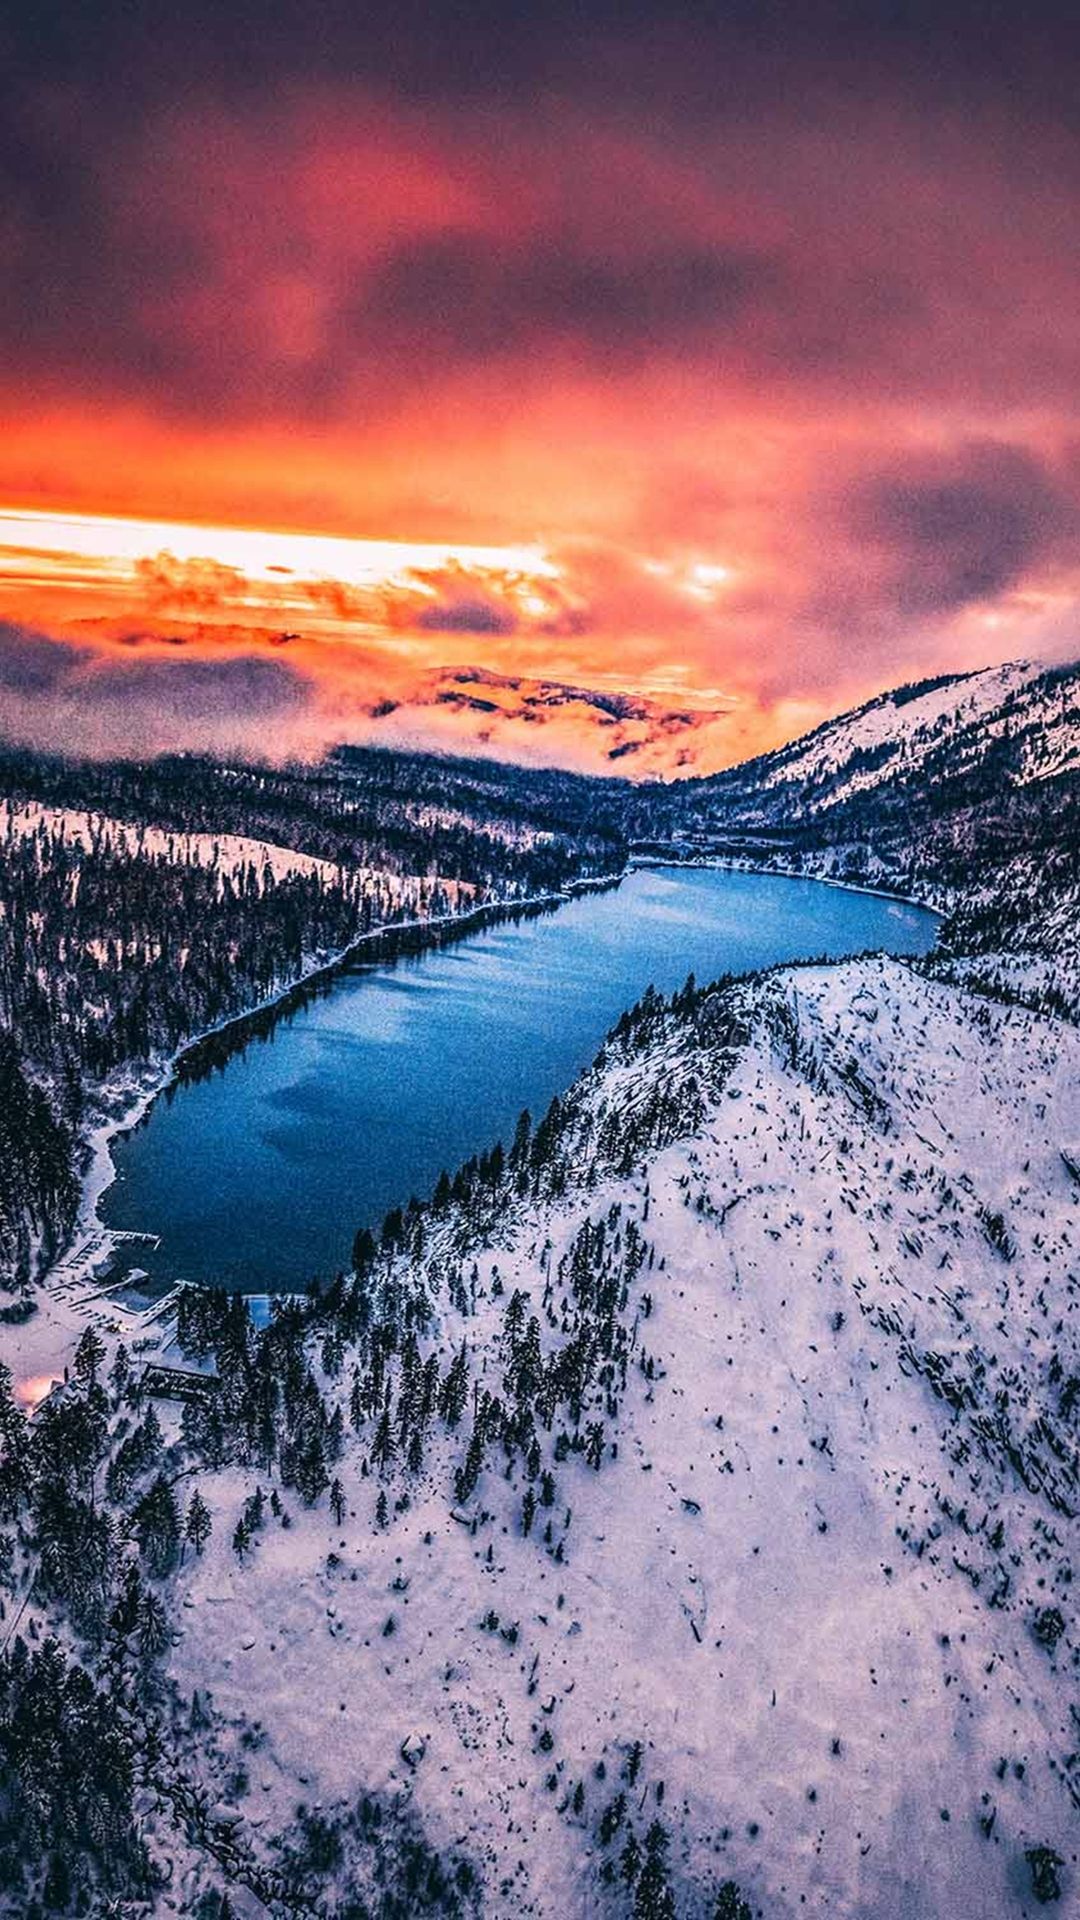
[755,659,1057,811]
[724,657,1079,822]
[0,798,346,887]
[629,657,1080,950]
[637,655,1080,830]
[146,952,1080,1917]
[0,796,485,917]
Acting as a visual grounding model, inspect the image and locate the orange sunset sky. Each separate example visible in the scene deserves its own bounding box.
[2,0,1079,773]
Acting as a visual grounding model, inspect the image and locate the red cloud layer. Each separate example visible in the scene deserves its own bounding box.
[2,58,1079,766]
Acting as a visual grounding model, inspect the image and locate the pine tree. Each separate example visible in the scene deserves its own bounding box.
[184,1489,212,1557]
[503,1289,527,1347]
[133,1476,180,1577]
[714,1884,752,1920]
[634,1820,675,1920]
[371,1402,395,1473]
[109,1560,144,1641]
[352,1228,376,1274]
[108,1343,131,1402]
[291,1422,329,1505]
[330,1478,346,1526]
[0,1363,31,1519]
[510,1108,532,1177]
[454,1427,485,1504]
[74,1325,105,1388]
[439,1343,470,1428]
[137,1590,171,1660]
[599,1792,626,1845]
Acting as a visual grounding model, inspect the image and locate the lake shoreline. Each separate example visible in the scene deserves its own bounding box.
[60,869,624,1296]
[70,851,945,1286]
[628,850,946,917]
[48,853,943,1310]
[94,864,939,1297]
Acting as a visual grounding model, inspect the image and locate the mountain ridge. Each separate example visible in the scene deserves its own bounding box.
[630,654,1080,951]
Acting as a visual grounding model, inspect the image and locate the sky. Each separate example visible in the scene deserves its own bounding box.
[2,0,1079,774]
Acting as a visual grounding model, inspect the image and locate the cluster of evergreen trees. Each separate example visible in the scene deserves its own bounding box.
[0,1035,77,1292]
[166,1123,663,1556]
[587,1743,755,1919]
[0,739,626,897]
[0,1317,487,1913]
[0,812,392,1080]
[0,1635,152,1913]
[0,1336,193,1907]
[0,812,392,1290]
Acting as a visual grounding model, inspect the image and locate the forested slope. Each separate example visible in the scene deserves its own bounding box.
[0,745,626,1291]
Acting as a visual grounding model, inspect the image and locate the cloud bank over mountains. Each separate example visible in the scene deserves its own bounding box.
[2,0,1079,766]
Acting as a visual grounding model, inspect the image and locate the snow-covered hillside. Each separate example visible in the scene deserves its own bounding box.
[759,659,1048,809]
[102,947,1077,1918]
[0,797,411,895]
[740,656,1080,820]
[640,655,1080,831]
[630,656,1080,955]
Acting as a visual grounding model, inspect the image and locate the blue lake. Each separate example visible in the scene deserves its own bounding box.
[100,864,937,1292]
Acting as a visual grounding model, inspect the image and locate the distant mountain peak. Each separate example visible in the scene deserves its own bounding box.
[355,663,737,776]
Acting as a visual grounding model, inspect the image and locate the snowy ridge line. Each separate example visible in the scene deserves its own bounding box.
[634,658,1080,913]
[758,658,1048,806]
[0,796,348,888]
[754,654,1080,814]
